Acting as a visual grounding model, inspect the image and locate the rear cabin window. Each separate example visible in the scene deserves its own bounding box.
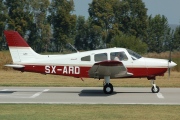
[94,53,107,62]
[110,51,128,61]
[81,55,90,61]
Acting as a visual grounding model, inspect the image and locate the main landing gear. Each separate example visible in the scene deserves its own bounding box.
[151,80,160,93]
[103,76,114,94]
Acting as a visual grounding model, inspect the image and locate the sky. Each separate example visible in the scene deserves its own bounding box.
[73,0,180,25]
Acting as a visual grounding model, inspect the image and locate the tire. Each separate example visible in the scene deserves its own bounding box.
[151,86,160,93]
[103,83,113,94]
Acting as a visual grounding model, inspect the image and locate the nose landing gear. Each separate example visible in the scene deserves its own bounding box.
[151,80,160,93]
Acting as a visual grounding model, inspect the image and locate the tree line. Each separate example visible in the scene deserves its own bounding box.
[0,0,179,54]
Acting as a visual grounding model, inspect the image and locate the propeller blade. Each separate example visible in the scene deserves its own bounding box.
[168,62,170,80]
[168,50,172,63]
[168,48,172,80]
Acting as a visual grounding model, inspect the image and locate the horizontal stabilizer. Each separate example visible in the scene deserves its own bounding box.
[4,64,25,68]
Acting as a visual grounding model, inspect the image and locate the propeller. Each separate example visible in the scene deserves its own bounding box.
[168,40,173,80]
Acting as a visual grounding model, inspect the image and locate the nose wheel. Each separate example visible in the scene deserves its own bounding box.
[151,80,160,93]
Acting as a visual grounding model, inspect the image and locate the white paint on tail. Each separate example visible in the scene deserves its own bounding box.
[9,47,40,63]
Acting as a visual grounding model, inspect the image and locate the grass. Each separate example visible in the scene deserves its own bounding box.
[0,70,179,87]
[0,104,179,120]
[0,51,12,70]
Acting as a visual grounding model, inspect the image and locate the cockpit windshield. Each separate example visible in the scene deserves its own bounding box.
[126,49,142,60]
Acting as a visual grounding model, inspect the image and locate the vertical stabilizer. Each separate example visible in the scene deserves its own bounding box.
[4,31,39,63]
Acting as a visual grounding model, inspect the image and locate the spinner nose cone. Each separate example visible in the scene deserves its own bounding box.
[169,61,177,68]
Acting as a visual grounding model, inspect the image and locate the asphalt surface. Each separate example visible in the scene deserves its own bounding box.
[0,87,180,105]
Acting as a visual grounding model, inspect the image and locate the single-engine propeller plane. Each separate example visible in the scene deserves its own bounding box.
[4,30,177,94]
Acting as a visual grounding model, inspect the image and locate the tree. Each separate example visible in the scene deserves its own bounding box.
[5,0,33,36]
[173,26,180,51]
[89,0,116,47]
[28,0,51,52]
[145,15,171,53]
[114,0,148,38]
[88,0,148,48]
[0,0,8,50]
[74,16,89,50]
[88,24,102,50]
[48,0,76,52]
[74,16,102,50]
[110,33,147,54]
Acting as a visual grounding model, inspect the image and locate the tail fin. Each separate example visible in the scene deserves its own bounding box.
[4,30,39,63]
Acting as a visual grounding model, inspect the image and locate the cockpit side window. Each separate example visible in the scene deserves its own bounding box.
[94,53,107,62]
[110,51,128,61]
[81,55,90,61]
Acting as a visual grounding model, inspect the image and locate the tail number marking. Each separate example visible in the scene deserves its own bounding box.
[63,66,80,74]
[45,66,56,73]
[45,66,80,74]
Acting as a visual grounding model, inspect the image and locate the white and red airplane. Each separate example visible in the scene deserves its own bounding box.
[4,30,177,94]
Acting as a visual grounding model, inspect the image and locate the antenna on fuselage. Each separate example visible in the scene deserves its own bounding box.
[68,43,79,53]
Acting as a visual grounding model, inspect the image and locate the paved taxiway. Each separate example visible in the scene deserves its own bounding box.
[0,87,180,104]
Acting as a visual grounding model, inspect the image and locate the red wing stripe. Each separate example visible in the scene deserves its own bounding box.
[4,30,29,47]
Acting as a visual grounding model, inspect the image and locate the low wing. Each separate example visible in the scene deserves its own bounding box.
[89,60,133,79]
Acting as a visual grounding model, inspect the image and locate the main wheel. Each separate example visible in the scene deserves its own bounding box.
[103,83,113,94]
[151,86,160,93]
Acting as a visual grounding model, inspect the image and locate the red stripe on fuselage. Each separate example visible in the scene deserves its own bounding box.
[14,65,91,78]
[127,68,167,77]
[14,65,168,78]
